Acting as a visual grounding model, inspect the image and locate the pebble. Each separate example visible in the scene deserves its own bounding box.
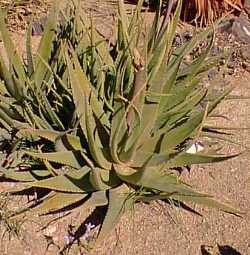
[227,60,236,69]
[232,13,250,43]
[43,225,57,236]
[208,69,218,80]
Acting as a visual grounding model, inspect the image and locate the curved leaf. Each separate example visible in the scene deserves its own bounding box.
[95,185,133,246]
[24,150,85,169]
[0,169,51,182]
[31,192,88,215]
[164,152,239,168]
[29,167,93,193]
[114,164,209,197]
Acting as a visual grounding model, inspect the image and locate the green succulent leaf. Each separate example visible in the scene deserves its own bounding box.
[34,1,58,88]
[164,152,239,168]
[89,168,121,191]
[170,194,241,215]
[26,21,34,77]
[0,168,51,182]
[31,192,88,215]
[0,11,26,84]
[19,128,61,142]
[114,164,209,197]
[96,185,133,245]
[24,150,85,169]
[0,52,23,101]
[159,111,205,152]
[66,49,110,137]
[85,96,112,169]
[28,167,93,193]
[77,190,108,211]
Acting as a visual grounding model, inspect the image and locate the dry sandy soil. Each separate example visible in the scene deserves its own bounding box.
[0,1,249,255]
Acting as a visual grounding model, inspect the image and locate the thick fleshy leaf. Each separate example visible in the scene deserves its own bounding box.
[109,57,129,163]
[31,192,88,215]
[54,133,83,152]
[160,111,205,152]
[89,168,121,190]
[147,0,162,52]
[141,7,184,143]
[0,11,26,84]
[34,2,58,88]
[0,52,23,100]
[0,108,28,129]
[35,88,64,130]
[154,86,207,135]
[20,128,83,151]
[28,167,93,193]
[66,49,110,136]
[20,128,60,142]
[73,190,108,214]
[129,151,170,168]
[0,169,51,182]
[170,194,241,215]
[114,164,209,197]
[136,192,241,215]
[158,83,231,153]
[96,185,133,245]
[24,151,85,169]
[85,98,112,169]
[164,152,239,168]
[26,21,34,77]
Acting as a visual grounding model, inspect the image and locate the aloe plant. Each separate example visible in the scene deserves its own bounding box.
[0,0,241,249]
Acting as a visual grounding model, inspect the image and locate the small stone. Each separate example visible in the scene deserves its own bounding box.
[208,69,218,80]
[227,68,235,75]
[43,225,57,236]
[227,60,236,69]
[210,46,220,56]
[232,14,250,43]
[174,34,182,46]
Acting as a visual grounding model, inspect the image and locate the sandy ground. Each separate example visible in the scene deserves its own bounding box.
[0,1,250,255]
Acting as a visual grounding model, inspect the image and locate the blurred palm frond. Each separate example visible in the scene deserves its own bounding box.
[182,0,244,25]
[126,0,244,25]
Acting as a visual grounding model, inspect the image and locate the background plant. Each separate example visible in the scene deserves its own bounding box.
[0,0,242,250]
[129,0,244,25]
[182,0,244,25]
